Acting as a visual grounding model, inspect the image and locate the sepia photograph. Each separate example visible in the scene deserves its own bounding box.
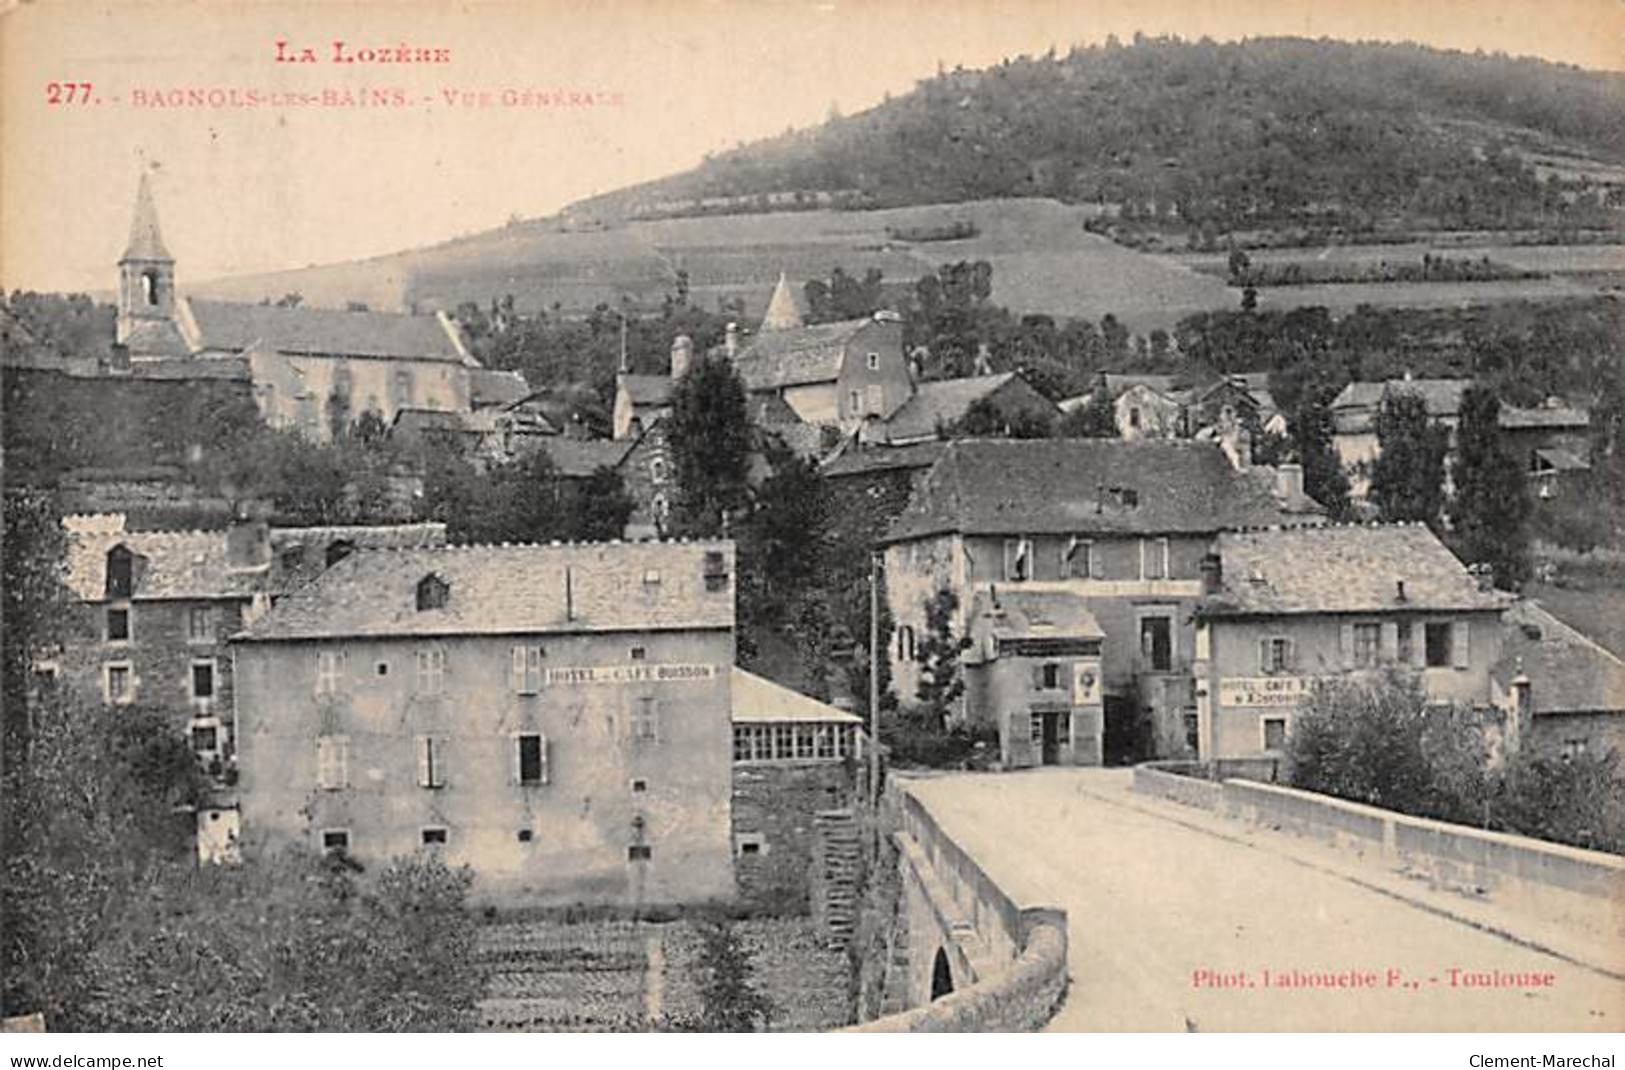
[1,0,1622,1057]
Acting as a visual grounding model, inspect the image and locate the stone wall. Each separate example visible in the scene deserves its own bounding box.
[731,758,858,913]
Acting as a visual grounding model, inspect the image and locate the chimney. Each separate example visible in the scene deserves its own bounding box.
[670,334,693,380]
[1395,580,1407,603]
[1472,562,1496,592]
[1275,463,1303,500]
[1199,552,1223,596]
[724,322,738,359]
[226,512,271,572]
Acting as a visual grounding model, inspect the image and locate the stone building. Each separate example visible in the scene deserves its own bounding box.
[114,172,480,440]
[730,668,863,911]
[879,439,1320,766]
[1491,599,1625,761]
[230,539,739,907]
[859,371,1060,446]
[1192,523,1510,766]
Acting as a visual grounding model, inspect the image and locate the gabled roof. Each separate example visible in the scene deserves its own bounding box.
[1103,373,1180,398]
[185,298,469,363]
[972,589,1103,640]
[1199,523,1510,617]
[122,319,192,359]
[121,172,171,262]
[534,436,636,478]
[875,373,1049,444]
[1493,600,1625,716]
[821,440,947,479]
[1501,403,1590,430]
[470,368,531,409]
[732,667,861,724]
[732,317,874,392]
[237,541,735,641]
[760,272,804,331]
[1331,378,1469,416]
[882,439,1315,543]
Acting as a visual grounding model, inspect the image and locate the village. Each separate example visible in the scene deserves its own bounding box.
[7,8,1625,1039]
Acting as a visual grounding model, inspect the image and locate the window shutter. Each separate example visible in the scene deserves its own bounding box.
[1380,622,1399,664]
[316,738,330,787]
[336,737,349,788]
[1031,664,1045,688]
[527,646,542,690]
[538,734,550,785]
[1411,627,1427,669]
[511,646,526,692]
[1452,621,1470,669]
[416,736,431,787]
[1339,623,1355,670]
[1285,638,1297,671]
[509,731,522,784]
[1258,637,1271,673]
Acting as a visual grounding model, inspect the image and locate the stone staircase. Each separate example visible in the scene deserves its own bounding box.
[812,808,860,949]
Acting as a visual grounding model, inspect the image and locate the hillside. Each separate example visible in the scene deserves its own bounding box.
[567,36,1625,231]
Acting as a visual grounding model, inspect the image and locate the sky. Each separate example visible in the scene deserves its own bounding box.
[2,0,1621,294]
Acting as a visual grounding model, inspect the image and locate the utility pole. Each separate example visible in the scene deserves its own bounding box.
[869,551,881,806]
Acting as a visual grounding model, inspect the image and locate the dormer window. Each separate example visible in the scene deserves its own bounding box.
[106,545,134,599]
[703,551,728,592]
[417,573,450,611]
[325,540,355,568]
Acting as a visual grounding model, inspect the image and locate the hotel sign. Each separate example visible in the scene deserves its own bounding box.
[545,664,718,686]
[1218,676,1314,708]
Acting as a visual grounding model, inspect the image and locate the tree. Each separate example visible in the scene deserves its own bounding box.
[914,587,970,732]
[668,356,752,537]
[1448,384,1533,589]
[1369,389,1449,526]
[1,488,67,764]
[1288,393,1352,520]
[1058,389,1118,438]
[944,397,1054,439]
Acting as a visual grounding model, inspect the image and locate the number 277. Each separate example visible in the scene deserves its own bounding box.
[46,82,93,104]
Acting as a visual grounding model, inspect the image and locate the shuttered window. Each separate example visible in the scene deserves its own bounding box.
[511,645,543,693]
[316,735,349,790]
[316,650,346,695]
[513,732,548,785]
[1451,621,1471,669]
[416,736,445,788]
[416,646,445,695]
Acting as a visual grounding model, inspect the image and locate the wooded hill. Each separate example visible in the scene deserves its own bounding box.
[568,36,1625,232]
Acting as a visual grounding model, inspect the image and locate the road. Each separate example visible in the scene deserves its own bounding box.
[904,768,1622,1031]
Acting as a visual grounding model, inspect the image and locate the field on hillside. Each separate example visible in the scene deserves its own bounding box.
[1167,243,1625,275]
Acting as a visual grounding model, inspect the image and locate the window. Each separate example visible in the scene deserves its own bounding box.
[415,646,446,694]
[632,698,660,743]
[321,829,350,853]
[1129,407,1142,429]
[630,646,647,661]
[866,351,880,371]
[190,718,220,757]
[773,724,795,759]
[106,606,131,643]
[1034,663,1062,690]
[897,625,916,662]
[815,724,835,759]
[1140,538,1168,580]
[649,457,668,485]
[511,645,544,693]
[191,659,215,702]
[515,733,548,785]
[1065,537,1093,579]
[703,551,729,592]
[643,569,661,586]
[1139,616,1173,672]
[1003,537,1032,582]
[631,778,648,793]
[865,384,884,415]
[315,650,345,695]
[187,606,212,642]
[1261,637,1293,674]
[1561,738,1589,760]
[628,844,652,861]
[732,726,751,762]
[1352,623,1381,668]
[316,736,350,790]
[1425,622,1453,668]
[420,827,448,846]
[1262,717,1287,751]
[332,364,353,399]
[794,724,815,760]
[417,736,445,788]
[392,369,415,408]
[104,662,133,705]
[737,834,765,857]
[516,828,534,843]
[106,546,134,598]
[1030,713,1044,746]
[848,389,861,415]
[1183,713,1200,752]
[1397,621,1414,665]
[416,574,450,611]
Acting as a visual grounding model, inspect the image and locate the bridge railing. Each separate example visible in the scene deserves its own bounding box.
[845,782,1069,1032]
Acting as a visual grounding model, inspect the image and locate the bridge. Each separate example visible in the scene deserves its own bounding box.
[859,767,1623,1032]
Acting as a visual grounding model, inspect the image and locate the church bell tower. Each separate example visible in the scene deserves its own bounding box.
[117,172,175,346]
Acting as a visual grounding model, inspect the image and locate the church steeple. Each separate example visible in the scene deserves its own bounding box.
[117,171,176,345]
[760,272,803,331]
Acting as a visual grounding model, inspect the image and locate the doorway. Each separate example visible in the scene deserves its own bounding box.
[1033,710,1066,765]
[930,948,954,1001]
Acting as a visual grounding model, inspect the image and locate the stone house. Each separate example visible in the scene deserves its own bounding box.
[730,668,863,910]
[1192,523,1511,766]
[230,540,739,908]
[859,371,1060,446]
[1491,599,1625,762]
[1114,381,1187,441]
[879,439,1321,766]
[114,172,480,440]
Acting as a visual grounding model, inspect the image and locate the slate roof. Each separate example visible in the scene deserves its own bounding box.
[973,589,1103,639]
[732,317,871,391]
[63,516,447,603]
[732,667,861,724]
[821,440,947,479]
[1332,378,1469,416]
[1199,523,1510,617]
[1103,373,1180,397]
[759,273,805,331]
[1501,404,1590,430]
[881,439,1317,543]
[237,541,735,641]
[1493,600,1625,716]
[122,319,192,359]
[122,172,171,262]
[875,373,1034,443]
[1533,447,1591,472]
[470,368,531,409]
[185,298,468,363]
[534,437,636,478]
